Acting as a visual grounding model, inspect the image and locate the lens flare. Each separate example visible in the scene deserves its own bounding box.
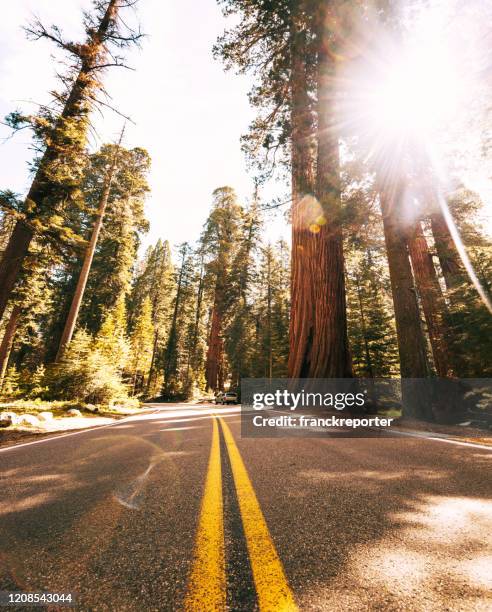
[338,1,492,313]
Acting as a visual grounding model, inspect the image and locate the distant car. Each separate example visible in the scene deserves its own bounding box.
[214,391,238,405]
[222,391,238,405]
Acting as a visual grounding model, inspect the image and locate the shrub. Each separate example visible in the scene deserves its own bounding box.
[46,330,128,405]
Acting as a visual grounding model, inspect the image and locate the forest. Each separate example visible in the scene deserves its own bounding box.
[0,0,491,423]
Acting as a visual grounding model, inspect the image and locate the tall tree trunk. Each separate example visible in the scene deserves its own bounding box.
[266,248,273,380]
[163,246,187,396]
[288,15,317,378]
[0,306,21,388]
[0,0,119,323]
[407,220,453,377]
[430,211,466,291]
[205,301,224,391]
[288,7,351,379]
[354,273,374,377]
[379,184,433,420]
[186,260,205,387]
[310,11,352,377]
[55,142,121,362]
[145,331,159,396]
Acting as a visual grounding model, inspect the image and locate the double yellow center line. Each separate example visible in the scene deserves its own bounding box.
[184,416,298,612]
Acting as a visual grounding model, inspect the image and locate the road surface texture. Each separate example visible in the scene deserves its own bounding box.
[1,404,491,611]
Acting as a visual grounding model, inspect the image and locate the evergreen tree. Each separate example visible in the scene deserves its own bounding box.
[128,296,154,395]
[94,295,130,373]
[346,250,399,377]
[249,241,290,379]
[162,244,196,398]
[48,328,126,405]
[44,144,150,362]
[0,0,143,321]
[129,239,175,395]
[201,188,244,390]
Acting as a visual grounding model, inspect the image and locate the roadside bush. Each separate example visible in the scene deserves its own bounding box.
[1,367,22,400]
[46,330,128,405]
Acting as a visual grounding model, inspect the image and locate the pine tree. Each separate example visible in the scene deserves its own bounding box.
[44,144,150,362]
[201,188,244,390]
[249,241,290,379]
[442,187,492,376]
[128,296,154,395]
[224,201,262,387]
[2,366,21,400]
[55,134,125,362]
[77,145,150,334]
[0,0,143,321]
[162,244,197,398]
[216,1,352,379]
[129,239,175,395]
[94,295,130,373]
[346,250,399,377]
[48,328,126,404]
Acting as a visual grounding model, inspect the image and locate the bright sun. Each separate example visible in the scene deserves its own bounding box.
[371,43,460,137]
[341,6,467,151]
[338,2,492,314]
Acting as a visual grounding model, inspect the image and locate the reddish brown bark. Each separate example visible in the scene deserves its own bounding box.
[205,302,224,391]
[379,184,433,420]
[407,221,453,377]
[288,15,316,379]
[0,305,21,387]
[430,211,466,291]
[288,8,351,379]
[311,14,351,378]
[0,0,120,323]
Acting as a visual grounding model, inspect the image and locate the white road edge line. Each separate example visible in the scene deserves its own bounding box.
[0,410,158,454]
[271,410,492,452]
[388,428,492,451]
[0,406,239,454]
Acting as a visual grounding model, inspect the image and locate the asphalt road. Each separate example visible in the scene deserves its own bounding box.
[0,404,491,611]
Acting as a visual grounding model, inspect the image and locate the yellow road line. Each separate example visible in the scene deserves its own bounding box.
[184,416,225,611]
[219,417,298,612]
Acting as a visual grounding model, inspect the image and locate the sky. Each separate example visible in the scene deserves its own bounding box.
[0,0,288,251]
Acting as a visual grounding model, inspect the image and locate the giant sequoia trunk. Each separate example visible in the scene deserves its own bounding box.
[379,185,433,420]
[288,18,316,379]
[407,221,453,377]
[185,261,205,388]
[311,15,352,377]
[288,9,351,379]
[0,0,119,322]
[430,211,466,291]
[205,300,224,391]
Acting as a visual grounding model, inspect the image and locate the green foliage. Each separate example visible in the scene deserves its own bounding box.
[128,296,154,395]
[24,364,49,400]
[444,187,492,376]
[48,329,127,405]
[162,244,197,398]
[94,296,130,372]
[346,250,400,377]
[79,145,151,334]
[1,367,21,400]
